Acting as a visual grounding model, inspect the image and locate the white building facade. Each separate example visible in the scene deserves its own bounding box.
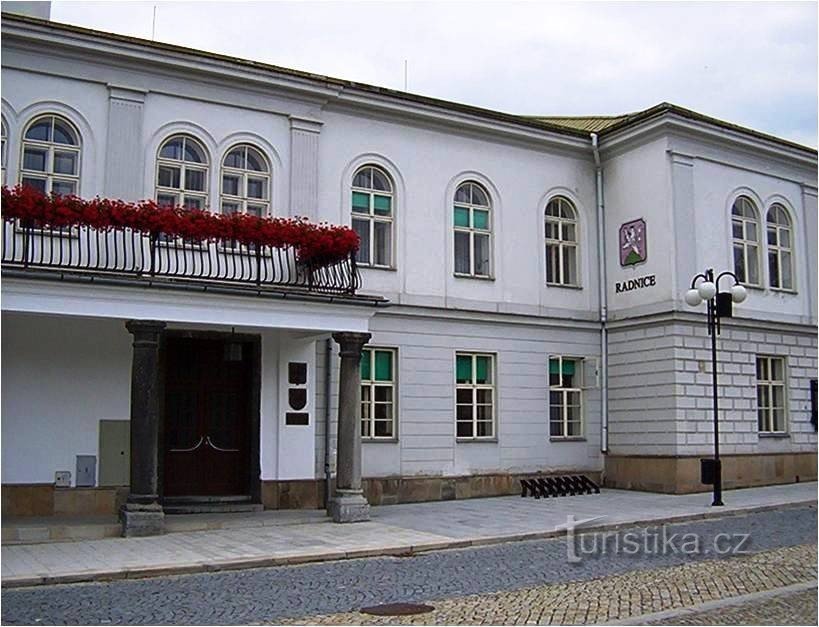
[1,10,816,529]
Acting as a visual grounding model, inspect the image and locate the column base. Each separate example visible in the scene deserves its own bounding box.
[120,502,165,537]
[328,490,370,523]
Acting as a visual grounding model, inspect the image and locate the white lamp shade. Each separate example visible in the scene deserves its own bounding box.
[684,289,703,307]
[697,281,717,300]
[731,284,747,304]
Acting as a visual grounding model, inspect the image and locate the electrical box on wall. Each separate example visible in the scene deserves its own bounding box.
[76,455,96,487]
[54,471,71,487]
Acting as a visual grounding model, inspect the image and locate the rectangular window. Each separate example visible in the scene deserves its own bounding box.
[455,352,495,439]
[360,348,396,439]
[549,356,583,438]
[811,379,817,432]
[756,356,787,433]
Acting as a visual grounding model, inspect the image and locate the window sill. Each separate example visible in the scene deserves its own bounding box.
[758,432,790,439]
[550,436,586,442]
[454,273,495,281]
[456,437,498,443]
[359,264,397,272]
[362,437,399,443]
[769,287,798,295]
[545,282,582,290]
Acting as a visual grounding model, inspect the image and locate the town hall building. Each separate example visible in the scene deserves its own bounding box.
[1,5,816,535]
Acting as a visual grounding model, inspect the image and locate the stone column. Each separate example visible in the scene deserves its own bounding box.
[121,320,166,537]
[329,331,371,522]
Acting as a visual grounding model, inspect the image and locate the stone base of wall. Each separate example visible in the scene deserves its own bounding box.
[260,470,603,509]
[2,485,129,517]
[604,453,817,494]
[4,471,605,517]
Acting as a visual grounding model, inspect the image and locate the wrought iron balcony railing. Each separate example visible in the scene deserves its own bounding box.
[1,218,361,295]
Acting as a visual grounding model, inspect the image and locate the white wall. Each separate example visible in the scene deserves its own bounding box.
[316,310,604,479]
[1,312,131,485]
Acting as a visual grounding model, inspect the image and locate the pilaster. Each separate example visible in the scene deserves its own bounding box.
[289,116,323,220]
[104,85,147,201]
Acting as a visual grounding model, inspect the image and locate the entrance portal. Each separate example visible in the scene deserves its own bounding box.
[162,336,254,497]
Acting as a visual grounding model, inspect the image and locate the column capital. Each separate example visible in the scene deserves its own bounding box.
[125,320,166,343]
[332,331,371,358]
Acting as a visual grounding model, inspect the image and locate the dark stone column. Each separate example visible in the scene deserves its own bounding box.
[121,320,166,537]
[328,331,371,522]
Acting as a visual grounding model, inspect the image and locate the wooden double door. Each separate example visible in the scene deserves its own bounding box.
[162,336,254,497]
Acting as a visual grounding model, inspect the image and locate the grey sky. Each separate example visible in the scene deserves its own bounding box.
[47,0,818,147]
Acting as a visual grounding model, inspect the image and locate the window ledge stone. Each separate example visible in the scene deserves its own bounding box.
[550,436,587,442]
[758,432,790,439]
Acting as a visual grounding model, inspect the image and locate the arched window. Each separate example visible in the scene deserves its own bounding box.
[20,114,81,196]
[156,135,208,209]
[545,196,579,286]
[453,181,491,277]
[731,196,760,285]
[352,165,393,267]
[1,117,7,184]
[766,204,793,290]
[220,144,270,217]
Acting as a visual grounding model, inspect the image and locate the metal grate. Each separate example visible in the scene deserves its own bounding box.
[520,474,600,498]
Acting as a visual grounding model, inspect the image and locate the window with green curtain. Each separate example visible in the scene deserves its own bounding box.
[374,350,392,381]
[360,349,371,380]
[456,354,472,383]
[454,206,470,227]
[473,209,489,230]
[352,191,369,212]
[475,355,490,384]
[373,195,391,215]
[549,358,575,376]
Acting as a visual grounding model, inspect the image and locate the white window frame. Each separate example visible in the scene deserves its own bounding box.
[19,114,81,196]
[545,196,580,287]
[360,347,398,440]
[766,204,794,291]
[731,196,761,287]
[549,355,584,439]
[756,355,788,434]
[155,134,209,210]
[351,165,394,268]
[220,143,271,218]
[453,182,493,278]
[455,352,496,440]
[1,116,7,185]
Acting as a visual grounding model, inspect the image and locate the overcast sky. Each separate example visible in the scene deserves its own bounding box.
[47,1,817,147]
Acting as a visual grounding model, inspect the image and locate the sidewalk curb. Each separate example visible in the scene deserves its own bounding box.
[2,498,815,589]
[602,579,818,625]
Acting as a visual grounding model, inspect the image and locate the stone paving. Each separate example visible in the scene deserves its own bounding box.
[646,586,817,625]
[1,505,816,625]
[276,544,817,625]
[2,481,815,586]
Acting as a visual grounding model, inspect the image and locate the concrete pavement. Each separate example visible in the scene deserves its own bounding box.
[1,481,815,588]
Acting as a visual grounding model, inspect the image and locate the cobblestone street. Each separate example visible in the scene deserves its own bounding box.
[1,505,816,625]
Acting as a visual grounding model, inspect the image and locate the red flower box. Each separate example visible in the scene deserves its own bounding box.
[1,186,359,265]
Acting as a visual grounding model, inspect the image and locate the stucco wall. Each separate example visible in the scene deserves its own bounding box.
[316,310,604,480]
[1,312,131,485]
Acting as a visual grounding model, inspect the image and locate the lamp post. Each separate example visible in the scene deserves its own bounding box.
[684,269,747,506]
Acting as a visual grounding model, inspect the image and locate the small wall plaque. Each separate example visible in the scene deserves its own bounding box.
[285,412,309,426]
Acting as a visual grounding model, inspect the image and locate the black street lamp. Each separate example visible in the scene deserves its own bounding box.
[684,269,747,506]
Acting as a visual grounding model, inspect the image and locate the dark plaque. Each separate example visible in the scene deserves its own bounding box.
[285,412,309,426]
[288,362,307,385]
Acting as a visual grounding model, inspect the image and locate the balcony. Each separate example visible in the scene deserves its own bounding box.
[2,218,362,296]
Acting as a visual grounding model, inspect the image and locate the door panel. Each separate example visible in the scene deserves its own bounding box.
[163,337,252,497]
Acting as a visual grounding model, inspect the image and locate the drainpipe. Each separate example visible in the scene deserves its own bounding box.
[323,337,333,509]
[591,132,609,454]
